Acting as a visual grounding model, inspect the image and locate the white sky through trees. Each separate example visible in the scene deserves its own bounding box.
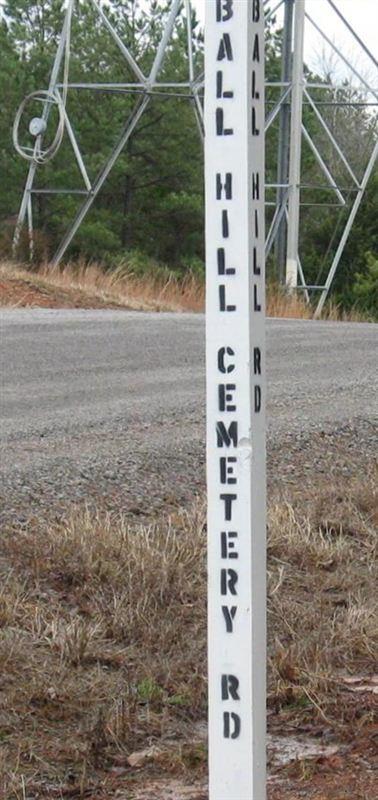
[192,0,378,89]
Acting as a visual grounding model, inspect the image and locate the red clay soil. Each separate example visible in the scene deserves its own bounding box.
[120,729,378,800]
[32,722,376,799]
[0,276,123,309]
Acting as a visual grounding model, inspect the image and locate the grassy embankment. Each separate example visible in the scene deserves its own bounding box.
[0,259,369,319]
[1,471,376,798]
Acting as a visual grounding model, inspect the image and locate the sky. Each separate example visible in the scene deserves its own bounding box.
[192,0,378,91]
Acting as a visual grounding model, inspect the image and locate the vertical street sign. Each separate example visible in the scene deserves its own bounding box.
[205,1,266,799]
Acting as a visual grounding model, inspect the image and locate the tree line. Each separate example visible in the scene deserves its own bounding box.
[0,0,377,315]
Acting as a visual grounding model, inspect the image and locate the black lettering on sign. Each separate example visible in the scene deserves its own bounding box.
[216,0,233,23]
[221,568,238,595]
[217,71,234,99]
[220,493,237,521]
[220,455,237,484]
[222,674,240,701]
[218,383,236,411]
[252,70,260,99]
[217,248,235,276]
[216,421,238,447]
[254,284,261,311]
[216,108,234,136]
[222,209,229,237]
[252,107,260,136]
[219,285,236,312]
[252,0,260,23]
[216,173,233,200]
[223,712,241,739]
[218,346,235,374]
[253,247,261,275]
[254,385,261,413]
[254,347,261,375]
[252,33,260,63]
[254,209,259,238]
[217,33,233,61]
[252,172,260,199]
[222,604,237,632]
[221,530,239,559]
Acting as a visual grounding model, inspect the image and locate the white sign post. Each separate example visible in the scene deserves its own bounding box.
[205,1,266,798]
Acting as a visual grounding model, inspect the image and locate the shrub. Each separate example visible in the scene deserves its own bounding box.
[351,251,378,319]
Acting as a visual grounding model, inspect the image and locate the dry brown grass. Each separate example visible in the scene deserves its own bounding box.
[0,260,369,319]
[0,260,205,313]
[265,284,368,321]
[0,504,207,798]
[268,475,378,719]
[0,470,376,798]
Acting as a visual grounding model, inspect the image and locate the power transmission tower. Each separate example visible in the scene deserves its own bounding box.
[265,0,378,314]
[12,0,378,315]
[12,0,204,267]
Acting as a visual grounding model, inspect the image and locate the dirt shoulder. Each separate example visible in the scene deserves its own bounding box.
[1,440,376,799]
[0,271,126,310]
[2,260,367,319]
[0,261,204,313]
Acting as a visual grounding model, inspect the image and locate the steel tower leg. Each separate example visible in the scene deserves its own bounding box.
[314,139,378,317]
[51,96,150,266]
[285,0,305,290]
[275,0,294,283]
[51,0,182,266]
[12,1,74,257]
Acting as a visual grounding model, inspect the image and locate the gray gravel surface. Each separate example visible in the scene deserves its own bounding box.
[1,309,377,524]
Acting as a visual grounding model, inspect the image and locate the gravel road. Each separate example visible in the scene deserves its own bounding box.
[1,309,377,524]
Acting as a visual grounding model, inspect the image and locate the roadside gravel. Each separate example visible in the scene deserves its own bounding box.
[1,311,377,526]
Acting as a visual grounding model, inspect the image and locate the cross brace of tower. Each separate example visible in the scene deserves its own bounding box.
[12,0,378,316]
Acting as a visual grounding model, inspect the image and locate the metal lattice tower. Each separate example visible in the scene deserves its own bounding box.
[12,0,378,315]
[267,0,378,315]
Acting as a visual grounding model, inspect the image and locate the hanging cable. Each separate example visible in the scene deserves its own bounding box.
[13,0,73,164]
